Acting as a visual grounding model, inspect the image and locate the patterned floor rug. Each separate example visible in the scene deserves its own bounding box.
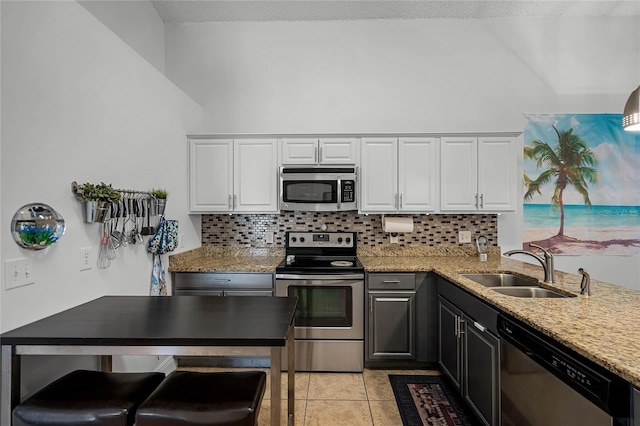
[388,375,480,426]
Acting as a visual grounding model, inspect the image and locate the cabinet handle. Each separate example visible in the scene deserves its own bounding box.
[475,193,479,208]
[233,194,237,209]
[228,194,232,209]
[382,280,401,284]
[480,193,484,209]
[395,193,399,209]
[454,316,459,337]
[369,294,373,312]
[314,146,318,163]
[319,146,323,162]
[337,176,342,210]
[458,318,465,335]
[473,321,486,332]
[399,194,403,209]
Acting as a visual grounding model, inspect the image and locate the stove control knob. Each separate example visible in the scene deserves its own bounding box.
[337,237,343,243]
[300,237,305,243]
[291,237,297,243]
[346,237,351,244]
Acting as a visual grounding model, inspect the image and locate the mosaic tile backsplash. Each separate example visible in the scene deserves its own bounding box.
[201,212,497,248]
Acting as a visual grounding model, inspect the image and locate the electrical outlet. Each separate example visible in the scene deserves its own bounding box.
[4,258,36,290]
[179,233,185,248]
[458,231,472,244]
[80,247,93,271]
[266,232,274,244]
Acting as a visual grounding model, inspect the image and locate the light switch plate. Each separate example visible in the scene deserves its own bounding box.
[4,258,36,290]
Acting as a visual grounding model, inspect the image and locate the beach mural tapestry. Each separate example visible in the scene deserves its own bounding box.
[524,114,640,255]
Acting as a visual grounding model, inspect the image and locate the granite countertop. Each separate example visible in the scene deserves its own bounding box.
[168,247,284,273]
[170,246,640,387]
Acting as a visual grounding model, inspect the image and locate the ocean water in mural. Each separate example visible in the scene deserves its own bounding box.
[524,114,640,255]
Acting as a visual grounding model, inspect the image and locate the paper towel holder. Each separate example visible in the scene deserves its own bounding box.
[381,215,414,244]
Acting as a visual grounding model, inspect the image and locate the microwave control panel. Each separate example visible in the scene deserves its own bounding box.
[342,180,355,202]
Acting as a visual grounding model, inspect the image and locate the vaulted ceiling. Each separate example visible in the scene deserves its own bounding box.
[151,0,640,23]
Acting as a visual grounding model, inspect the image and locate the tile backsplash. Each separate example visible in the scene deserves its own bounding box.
[202,212,497,247]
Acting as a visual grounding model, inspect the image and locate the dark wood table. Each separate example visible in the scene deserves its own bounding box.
[0,295,297,426]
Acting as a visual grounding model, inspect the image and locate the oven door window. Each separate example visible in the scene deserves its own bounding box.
[282,181,337,204]
[288,285,352,327]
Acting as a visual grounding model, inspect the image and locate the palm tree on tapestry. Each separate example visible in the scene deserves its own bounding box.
[524,125,598,238]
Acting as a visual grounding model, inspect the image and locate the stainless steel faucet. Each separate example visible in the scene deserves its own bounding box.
[503,243,555,283]
[578,268,591,296]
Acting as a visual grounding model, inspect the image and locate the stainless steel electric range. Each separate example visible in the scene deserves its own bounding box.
[275,231,364,372]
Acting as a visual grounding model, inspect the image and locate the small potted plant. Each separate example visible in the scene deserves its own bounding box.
[77,182,121,223]
[150,188,168,216]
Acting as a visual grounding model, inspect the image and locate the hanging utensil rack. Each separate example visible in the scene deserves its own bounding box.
[71,181,166,269]
[71,181,156,200]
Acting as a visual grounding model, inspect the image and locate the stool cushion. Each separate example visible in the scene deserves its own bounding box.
[136,370,267,426]
[12,369,165,426]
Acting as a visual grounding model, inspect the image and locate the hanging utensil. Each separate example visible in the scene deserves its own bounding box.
[120,197,129,247]
[110,200,123,249]
[97,223,111,269]
[134,197,144,244]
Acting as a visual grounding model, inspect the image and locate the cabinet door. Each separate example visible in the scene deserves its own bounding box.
[440,137,478,211]
[319,138,357,164]
[189,139,233,212]
[464,317,500,426]
[368,291,415,360]
[233,139,278,212]
[438,297,462,391]
[360,137,398,212]
[281,138,319,164]
[398,137,439,212]
[478,137,517,212]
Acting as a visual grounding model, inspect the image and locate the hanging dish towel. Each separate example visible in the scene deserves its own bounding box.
[150,254,167,296]
[147,217,178,296]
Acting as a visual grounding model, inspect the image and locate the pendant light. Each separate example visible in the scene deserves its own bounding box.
[623,85,640,131]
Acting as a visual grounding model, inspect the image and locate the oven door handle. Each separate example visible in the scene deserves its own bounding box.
[275,273,364,281]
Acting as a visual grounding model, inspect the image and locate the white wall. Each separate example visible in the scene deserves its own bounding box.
[79,0,166,74]
[1,1,202,396]
[165,16,640,289]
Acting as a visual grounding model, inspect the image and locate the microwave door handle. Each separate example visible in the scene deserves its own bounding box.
[337,176,342,210]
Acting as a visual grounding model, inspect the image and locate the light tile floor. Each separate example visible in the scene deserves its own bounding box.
[178,366,441,426]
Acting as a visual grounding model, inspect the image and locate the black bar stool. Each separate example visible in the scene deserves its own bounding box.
[12,369,165,426]
[136,370,267,426]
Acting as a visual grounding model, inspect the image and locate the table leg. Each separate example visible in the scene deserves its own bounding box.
[100,355,112,372]
[270,347,281,426]
[287,327,295,425]
[1,345,20,426]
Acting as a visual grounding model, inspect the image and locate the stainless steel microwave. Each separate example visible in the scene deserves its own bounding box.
[280,166,358,211]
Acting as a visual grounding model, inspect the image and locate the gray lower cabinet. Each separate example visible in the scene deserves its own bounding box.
[438,277,500,426]
[367,273,416,361]
[172,272,274,296]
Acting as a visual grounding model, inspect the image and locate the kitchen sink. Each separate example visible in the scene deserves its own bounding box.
[491,286,573,298]
[460,273,539,288]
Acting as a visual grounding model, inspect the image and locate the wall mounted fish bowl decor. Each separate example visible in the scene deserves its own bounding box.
[11,203,66,250]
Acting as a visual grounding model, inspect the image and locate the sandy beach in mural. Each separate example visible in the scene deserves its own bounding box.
[524,227,640,255]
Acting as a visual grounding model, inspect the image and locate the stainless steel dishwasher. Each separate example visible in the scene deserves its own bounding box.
[498,314,630,426]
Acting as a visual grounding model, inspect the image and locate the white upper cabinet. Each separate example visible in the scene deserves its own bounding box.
[282,138,357,165]
[398,137,439,212]
[360,137,439,213]
[189,138,278,213]
[440,136,516,212]
[189,139,233,212]
[360,137,398,212]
